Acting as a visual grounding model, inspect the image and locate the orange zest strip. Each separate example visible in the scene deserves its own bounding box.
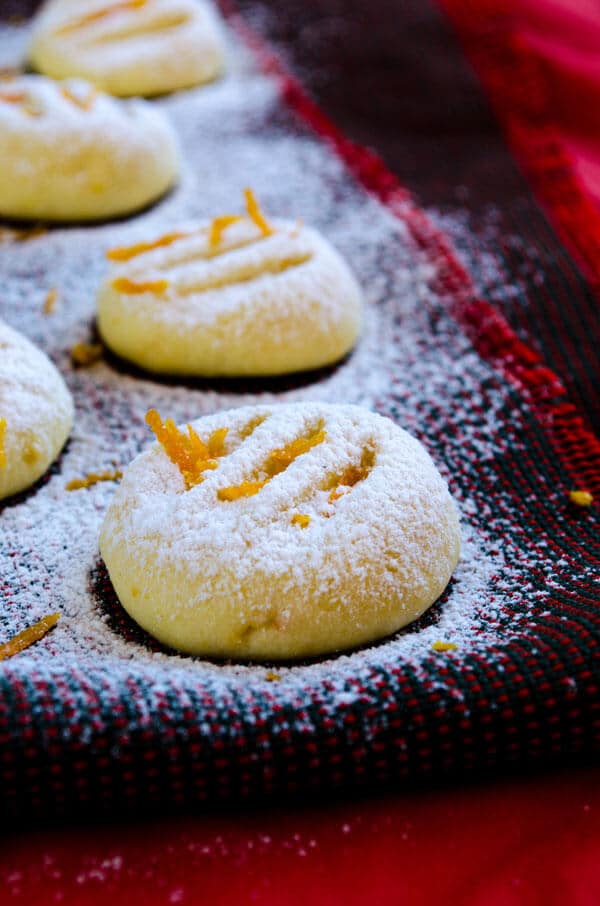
[0,417,6,469]
[267,430,326,476]
[107,231,190,262]
[66,470,122,491]
[217,479,268,501]
[43,288,58,315]
[0,89,41,117]
[328,462,371,504]
[71,342,103,367]
[244,188,273,237]
[112,277,169,295]
[431,640,458,652]
[207,427,228,458]
[60,84,97,111]
[0,90,26,104]
[145,409,228,490]
[569,489,593,507]
[208,215,244,249]
[218,430,326,503]
[291,513,310,528]
[0,613,60,662]
[55,0,148,35]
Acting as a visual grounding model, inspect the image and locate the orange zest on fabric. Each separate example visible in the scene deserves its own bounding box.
[60,85,97,111]
[112,277,169,295]
[208,215,244,248]
[70,342,103,367]
[0,613,60,661]
[106,231,190,262]
[55,0,148,35]
[43,288,58,314]
[569,489,593,507]
[217,479,268,501]
[431,640,458,652]
[145,409,228,490]
[0,417,6,469]
[291,513,310,528]
[244,188,273,237]
[65,470,122,491]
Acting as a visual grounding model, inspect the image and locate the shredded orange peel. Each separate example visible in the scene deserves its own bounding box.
[569,489,593,507]
[0,417,6,470]
[0,613,60,662]
[0,89,40,117]
[106,189,274,265]
[218,430,326,502]
[43,288,58,315]
[71,342,103,367]
[431,640,458,652]
[146,409,229,490]
[112,276,169,295]
[66,470,122,491]
[55,0,147,35]
[60,84,97,111]
[291,513,310,528]
[328,463,370,504]
[107,231,190,262]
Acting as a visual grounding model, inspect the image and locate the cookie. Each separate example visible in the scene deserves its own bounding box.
[97,190,363,376]
[0,320,73,501]
[28,0,225,97]
[0,74,179,221]
[99,402,461,660]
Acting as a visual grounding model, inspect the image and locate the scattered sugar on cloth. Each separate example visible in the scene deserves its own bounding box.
[0,15,597,814]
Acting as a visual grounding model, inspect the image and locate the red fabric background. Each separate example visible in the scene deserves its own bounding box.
[3,0,600,902]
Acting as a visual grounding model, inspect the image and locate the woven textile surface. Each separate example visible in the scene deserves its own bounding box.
[0,6,599,818]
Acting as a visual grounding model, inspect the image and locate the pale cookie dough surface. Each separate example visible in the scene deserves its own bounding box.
[100,403,461,660]
[28,0,225,97]
[97,217,363,376]
[0,320,73,501]
[0,74,179,222]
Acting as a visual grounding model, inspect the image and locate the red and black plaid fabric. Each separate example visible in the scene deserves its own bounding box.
[0,2,599,819]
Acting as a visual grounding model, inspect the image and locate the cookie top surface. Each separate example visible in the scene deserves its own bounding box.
[0,319,73,500]
[0,73,179,220]
[104,402,457,584]
[97,190,363,375]
[29,0,225,96]
[0,73,173,149]
[100,402,460,659]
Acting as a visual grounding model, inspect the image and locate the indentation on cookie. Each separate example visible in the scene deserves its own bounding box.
[89,12,189,44]
[217,422,326,502]
[323,445,375,505]
[173,252,313,296]
[239,413,268,440]
[54,0,149,37]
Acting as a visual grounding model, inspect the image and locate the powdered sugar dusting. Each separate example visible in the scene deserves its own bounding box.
[0,18,559,709]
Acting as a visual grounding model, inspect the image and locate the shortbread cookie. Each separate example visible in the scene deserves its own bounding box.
[0,75,179,221]
[99,403,461,660]
[28,0,225,97]
[98,191,363,376]
[0,320,73,501]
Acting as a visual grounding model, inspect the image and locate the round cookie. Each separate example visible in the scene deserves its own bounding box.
[0,74,179,222]
[28,0,225,97]
[99,402,461,660]
[0,320,74,501]
[97,192,363,376]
